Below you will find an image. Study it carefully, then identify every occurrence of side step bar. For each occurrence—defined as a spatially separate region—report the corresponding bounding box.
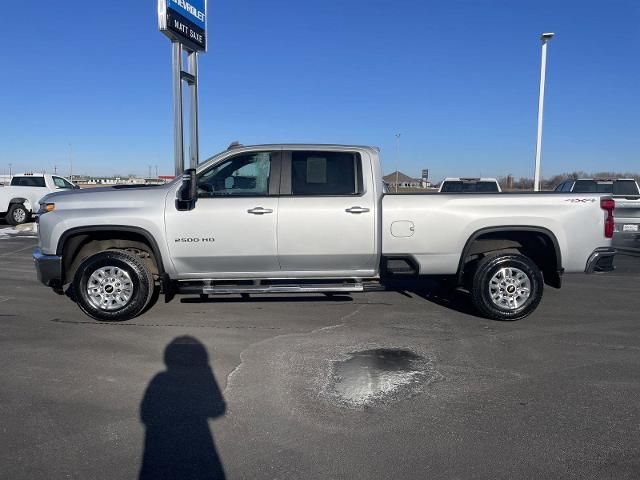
[178,282,366,295]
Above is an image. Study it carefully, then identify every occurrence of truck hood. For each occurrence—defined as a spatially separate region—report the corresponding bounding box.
[40,184,173,208]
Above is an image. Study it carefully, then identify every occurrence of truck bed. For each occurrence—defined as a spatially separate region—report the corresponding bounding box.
[382,192,608,275]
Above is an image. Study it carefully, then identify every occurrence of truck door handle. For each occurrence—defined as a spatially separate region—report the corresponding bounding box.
[345,206,370,214]
[247,207,273,215]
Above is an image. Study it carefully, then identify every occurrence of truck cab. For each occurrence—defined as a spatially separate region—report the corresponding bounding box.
[167,146,379,279]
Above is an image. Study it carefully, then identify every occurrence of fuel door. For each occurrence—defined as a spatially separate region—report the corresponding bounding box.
[391,221,415,238]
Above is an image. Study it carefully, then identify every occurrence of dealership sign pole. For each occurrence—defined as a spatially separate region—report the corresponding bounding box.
[158,0,208,176]
[534,32,554,192]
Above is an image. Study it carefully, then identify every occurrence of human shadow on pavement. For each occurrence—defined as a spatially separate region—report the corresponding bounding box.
[139,336,226,480]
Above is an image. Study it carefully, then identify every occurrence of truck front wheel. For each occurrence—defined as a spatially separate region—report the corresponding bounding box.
[471,253,543,321]
[73,250,155,321]
[6,204,29,226]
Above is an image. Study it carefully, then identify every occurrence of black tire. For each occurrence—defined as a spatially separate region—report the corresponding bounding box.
[471,253,543,321]
[73,250,155,321]
[6,203,29,226]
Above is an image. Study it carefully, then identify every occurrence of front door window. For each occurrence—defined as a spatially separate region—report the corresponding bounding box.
[197,152,272,197]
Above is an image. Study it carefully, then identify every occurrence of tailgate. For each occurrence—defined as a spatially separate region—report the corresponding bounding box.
[613,196,640,220]
[612,196,640,251]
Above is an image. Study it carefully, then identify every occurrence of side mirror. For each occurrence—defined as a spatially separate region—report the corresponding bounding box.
[176,168,198,211]
[74,185,81,190]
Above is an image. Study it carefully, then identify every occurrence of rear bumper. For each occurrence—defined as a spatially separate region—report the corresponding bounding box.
[585,248,617,273]
[33,248,63,287]
[612,230,640,252]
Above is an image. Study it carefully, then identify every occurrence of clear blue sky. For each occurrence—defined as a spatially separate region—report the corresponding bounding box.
[1,0,638,181]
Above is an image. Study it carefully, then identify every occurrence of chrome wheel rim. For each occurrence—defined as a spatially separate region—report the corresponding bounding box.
[86,266,134,311]
[13,208,26,223]
[488,266,531,310]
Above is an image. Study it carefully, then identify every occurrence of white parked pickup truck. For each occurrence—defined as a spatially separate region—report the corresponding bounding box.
[33,144,617,322]
[0,173,77,225]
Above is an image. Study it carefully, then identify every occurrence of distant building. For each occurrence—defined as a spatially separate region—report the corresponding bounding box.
[383,171,425,190]
[76,175,175,187]
[82,177,122,185]
[126,177,146,185]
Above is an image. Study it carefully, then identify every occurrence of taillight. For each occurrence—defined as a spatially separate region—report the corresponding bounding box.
[601,197,615,238]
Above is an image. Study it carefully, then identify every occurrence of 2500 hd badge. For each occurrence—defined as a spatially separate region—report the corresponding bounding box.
[175,237,215,243]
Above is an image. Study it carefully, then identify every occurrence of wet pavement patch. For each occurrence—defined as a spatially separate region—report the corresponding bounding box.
[326,348,437,408]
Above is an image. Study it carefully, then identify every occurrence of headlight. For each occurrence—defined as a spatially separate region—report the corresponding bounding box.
[38,202,56,214]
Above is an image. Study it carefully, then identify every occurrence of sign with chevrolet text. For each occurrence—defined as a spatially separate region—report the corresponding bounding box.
[158,0,207,52]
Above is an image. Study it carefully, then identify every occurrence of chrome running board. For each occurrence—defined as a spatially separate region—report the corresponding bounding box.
[202,283,364,294]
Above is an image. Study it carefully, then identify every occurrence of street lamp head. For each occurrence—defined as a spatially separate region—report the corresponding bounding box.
[541,32,555,42]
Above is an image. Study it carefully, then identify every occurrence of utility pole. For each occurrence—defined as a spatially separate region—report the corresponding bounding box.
[8,163,12,177]
[395,133,401,193]
[534,32,554,191]
[155,165,159,178]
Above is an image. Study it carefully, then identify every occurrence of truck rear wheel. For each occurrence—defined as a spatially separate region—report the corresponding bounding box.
[471,253,543,321]
[6,204,29,226]
[73,250,155,321]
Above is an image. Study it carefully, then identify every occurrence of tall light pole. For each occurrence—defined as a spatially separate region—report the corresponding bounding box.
[395,133,401,193]
[8,163,12,177]
[533,32,554,191]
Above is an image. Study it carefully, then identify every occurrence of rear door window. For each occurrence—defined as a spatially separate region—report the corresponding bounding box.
[290,151,362,196]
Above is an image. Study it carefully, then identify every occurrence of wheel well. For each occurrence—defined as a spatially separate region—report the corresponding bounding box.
[458,229,562,288]
[9,198,30,209]
[60,230,162,284]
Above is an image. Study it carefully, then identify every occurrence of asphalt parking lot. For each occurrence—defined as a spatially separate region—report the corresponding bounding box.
[1,224,640,479]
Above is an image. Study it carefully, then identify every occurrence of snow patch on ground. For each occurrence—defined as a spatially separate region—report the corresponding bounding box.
[0,223,38,238]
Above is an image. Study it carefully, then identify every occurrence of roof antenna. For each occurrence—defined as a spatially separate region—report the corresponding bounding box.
[227,141,242,150]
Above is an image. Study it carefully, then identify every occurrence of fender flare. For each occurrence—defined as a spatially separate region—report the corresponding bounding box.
[9,198,32,212]
[56,225,166,274]
[457,225,563,285]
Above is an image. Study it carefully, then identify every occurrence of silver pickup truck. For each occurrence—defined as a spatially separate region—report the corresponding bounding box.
[33,143,616,322]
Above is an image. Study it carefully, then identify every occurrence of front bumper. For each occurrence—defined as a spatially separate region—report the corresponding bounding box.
[585,248,617,273]
[33,248,63,287]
